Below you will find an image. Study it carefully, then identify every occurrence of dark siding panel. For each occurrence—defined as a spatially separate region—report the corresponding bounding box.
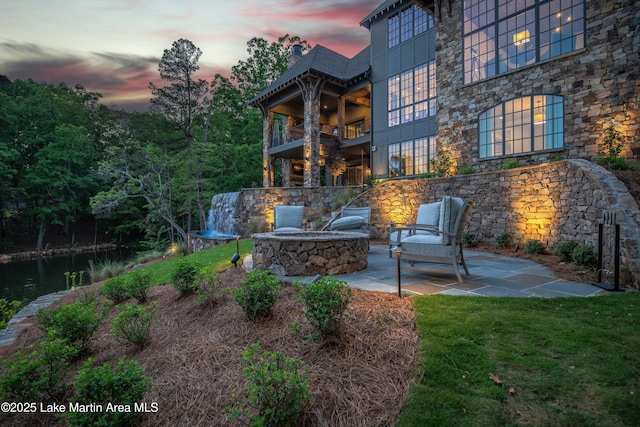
[372,54,387,83]
[401,42,414,69]
[371,20,387,57]
[414,34,429,64]
[401,123,415,140]
[372,80,387,128]
[387,48,401,75]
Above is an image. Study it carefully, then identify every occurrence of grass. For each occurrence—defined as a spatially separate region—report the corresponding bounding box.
[398,294,640,426]
[114,239,253,286]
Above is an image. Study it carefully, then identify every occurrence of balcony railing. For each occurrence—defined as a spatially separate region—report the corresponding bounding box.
[273,120,370,147]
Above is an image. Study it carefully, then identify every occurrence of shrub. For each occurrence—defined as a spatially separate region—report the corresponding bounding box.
[171,257,201,295]
[463,233,478,248]
[126,270,152,303]
[101,276,129,304]
[554,240,579,262]
[572,244,597,268]
[500,158,520,170]
[195,272,223,307]
[0,299,24,330]
[0,335,77,402]
[235,270,281,320]
[296,276,351,339]
[524,239,546,254]
[64,358,152,427]
[111,302,156,348]
[496,232,514,249]
[607,156,630,170]
[458,165,477,175]
[226,343,312,426]
[36,301,103,354]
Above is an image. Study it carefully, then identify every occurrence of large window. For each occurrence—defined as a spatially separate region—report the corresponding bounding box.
[389,4,434,48]
[479,95,563,158]
[388,137,436,177]
[388,61,436,127]
[463,0,585,84]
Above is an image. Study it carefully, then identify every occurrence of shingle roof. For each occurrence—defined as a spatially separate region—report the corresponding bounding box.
[249,45,370,106]
[360,0,406,29]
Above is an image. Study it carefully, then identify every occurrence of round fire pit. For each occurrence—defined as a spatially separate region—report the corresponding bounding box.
[252,231,369,276]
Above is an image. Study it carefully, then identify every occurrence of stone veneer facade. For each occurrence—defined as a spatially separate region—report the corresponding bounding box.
[228,160,638,288]
[434,0,639,171]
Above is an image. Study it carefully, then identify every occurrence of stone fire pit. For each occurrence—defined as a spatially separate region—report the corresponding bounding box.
[252,231,369,276]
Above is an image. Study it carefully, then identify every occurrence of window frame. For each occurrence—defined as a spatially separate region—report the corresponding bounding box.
[388,4,434,49]
[478,94,564,158]
[388,60,436,127]
[388,137,436,177]
[463,0,585,84]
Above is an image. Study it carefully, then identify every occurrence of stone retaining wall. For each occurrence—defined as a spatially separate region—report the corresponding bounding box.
[231,160,639,288]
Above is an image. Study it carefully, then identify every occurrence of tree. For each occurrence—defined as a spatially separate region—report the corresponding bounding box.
[149,39,209,234]
[91,139,189,245]
[231,34,311,102]
[0,80,110,250]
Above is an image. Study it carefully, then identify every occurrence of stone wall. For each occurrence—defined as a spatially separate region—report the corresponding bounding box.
[435,0,639,171]
[348,160,639,288]
[227,160,638,288]
[234,187,365,235]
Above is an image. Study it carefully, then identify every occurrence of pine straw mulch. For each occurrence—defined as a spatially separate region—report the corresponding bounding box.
[0,268,419,427]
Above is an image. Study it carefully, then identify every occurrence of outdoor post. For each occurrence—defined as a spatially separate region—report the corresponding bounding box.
[393,245,402,297]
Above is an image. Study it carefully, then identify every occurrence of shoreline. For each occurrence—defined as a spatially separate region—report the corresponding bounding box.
[0,243,119,263]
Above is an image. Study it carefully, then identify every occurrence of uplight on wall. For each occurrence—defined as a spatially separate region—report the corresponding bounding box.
[513,30,530,46]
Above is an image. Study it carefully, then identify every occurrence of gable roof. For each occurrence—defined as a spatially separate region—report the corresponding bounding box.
[248,45,370,106]
[360,0,407,29]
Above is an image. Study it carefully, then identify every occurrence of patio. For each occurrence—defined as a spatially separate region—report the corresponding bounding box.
[260,244,609,298]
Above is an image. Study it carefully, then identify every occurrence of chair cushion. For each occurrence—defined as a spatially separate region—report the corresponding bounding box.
[439,196,464,242]
[275,206,304,229]
[273,227,303,233]
[415,202,440,235]
[331,216,365,231]
[402,234,444,245]
[389,229,411,246]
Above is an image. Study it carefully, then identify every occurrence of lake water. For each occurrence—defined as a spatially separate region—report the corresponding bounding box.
[0,248,138,304]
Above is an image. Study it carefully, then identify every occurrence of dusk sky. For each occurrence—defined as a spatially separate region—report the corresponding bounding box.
[0,0,374,112]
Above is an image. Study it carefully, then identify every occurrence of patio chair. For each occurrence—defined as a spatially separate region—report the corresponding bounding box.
[389,201,441,257]
[273,205,305,232]
[393,196,473,283]
[330,206,371,233]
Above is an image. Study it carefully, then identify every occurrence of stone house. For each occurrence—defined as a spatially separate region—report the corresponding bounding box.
[250,0,638,187]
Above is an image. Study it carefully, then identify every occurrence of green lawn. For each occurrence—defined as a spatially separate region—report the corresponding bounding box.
[398,294,640,426]
[124,239,253,285]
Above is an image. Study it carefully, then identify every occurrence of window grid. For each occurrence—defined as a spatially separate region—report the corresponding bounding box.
[479,95,564,158]
[463,0,584,84]
[389,4,434,49]
[388,137,436,177]
[388,14,400,48]
[388,61,436,127]
[400,7,413,43]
